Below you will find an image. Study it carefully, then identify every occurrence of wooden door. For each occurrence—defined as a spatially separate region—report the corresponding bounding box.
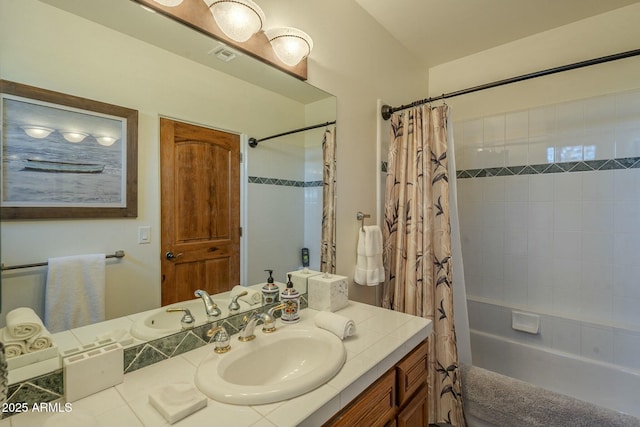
[160,118,240,306]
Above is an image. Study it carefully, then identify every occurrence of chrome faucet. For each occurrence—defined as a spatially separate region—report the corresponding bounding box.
[194,289,221,319]
[238,303,287,342]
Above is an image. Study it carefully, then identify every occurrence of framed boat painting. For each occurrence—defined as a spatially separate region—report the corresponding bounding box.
[0,80,138,219]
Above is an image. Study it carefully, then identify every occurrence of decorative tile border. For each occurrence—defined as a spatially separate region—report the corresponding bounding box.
[3,295,308,418]
[3,369,63,418]
[381,157,640,178]
[456,157,640,179]
[249,176,322,187]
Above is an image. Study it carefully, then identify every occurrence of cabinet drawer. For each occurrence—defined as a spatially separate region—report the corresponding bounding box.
[396,340,428,406]
[324,369,396,427]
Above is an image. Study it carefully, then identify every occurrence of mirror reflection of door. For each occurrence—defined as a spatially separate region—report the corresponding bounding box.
[160,118,240,306]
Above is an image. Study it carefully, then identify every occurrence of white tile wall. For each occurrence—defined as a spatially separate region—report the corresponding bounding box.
[458,89,640,372]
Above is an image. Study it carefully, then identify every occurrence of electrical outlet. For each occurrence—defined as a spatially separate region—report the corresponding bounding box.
[138,226,151,244]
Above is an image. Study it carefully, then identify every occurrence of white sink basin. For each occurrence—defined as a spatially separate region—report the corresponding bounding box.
[195,327,346,405]
[130,297,251,341]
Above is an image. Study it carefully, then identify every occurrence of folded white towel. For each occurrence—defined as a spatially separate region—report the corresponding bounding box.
[354,225,385,286]
[314,311,356,339]
[149,382,207,424]
[5,307,44,340]
[45,253,106,333]
[26,328,53,353]
[231,285,261,305]
[0,327,27,358]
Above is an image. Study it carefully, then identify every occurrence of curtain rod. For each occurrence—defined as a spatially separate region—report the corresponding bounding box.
[248,121,336,148]
[381,48,640,120]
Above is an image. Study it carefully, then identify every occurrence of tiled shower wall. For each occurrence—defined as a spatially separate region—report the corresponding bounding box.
[455,88,640,370]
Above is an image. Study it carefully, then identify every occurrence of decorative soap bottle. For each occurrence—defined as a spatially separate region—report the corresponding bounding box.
[261,269,279,305]
[280,274,300,323]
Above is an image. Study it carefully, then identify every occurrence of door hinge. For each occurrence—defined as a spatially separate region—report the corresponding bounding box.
[239,226,243,237]
[239,152,243,163]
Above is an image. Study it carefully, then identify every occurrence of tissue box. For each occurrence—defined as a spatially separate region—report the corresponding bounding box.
[287,269,322,294]
[308,274,348,312]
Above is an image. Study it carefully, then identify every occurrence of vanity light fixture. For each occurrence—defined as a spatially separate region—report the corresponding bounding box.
[265,27,313,66]
[208,0,265,43]
[60,131,88,143]
[20,126,54,139]
[95,136,118,147]
[151,0,184,6]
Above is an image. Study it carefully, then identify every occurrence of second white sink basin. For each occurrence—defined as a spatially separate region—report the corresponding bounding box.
[195,326,346,405]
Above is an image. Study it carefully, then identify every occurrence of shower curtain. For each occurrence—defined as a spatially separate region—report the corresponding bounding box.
[382,105,466,426]
[320,126,337,274]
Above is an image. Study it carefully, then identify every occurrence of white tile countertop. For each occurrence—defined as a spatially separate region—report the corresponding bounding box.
[7,301,431,427]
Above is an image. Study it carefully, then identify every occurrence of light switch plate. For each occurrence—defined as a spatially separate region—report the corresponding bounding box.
[138,226,151,244]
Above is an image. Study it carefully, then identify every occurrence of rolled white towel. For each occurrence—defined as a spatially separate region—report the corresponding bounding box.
[0,327,27,358]
[314,311,356,339]
[26,329,53,353]
[5,307,44,340]
[231,285,261,305]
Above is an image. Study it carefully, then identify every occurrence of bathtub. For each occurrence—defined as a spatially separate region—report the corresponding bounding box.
[470,329,640,418]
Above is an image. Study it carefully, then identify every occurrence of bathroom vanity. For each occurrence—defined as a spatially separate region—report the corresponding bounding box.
[7,301,431,427]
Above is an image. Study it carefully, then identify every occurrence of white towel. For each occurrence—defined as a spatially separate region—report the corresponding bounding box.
[314,311,356,339]
[354,225,385,286]
[231,285,261,305]
[45,253,106,333]
[5,307,44,340]
[26,328,53,353]
[0,327,27,358]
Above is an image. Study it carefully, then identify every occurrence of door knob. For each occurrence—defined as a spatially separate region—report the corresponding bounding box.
[165,251,183,260]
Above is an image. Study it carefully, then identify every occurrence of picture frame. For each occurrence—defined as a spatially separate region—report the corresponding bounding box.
[0,80,138,219]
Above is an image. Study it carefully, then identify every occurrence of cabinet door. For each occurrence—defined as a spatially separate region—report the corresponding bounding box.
[396,340,428,406]
[324,369,396,427]
[396,385,428,427]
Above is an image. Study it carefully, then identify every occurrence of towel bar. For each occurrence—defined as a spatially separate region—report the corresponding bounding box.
[0,250,125,271]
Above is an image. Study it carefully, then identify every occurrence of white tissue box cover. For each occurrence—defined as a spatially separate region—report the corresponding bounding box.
[149,382,207,424]
[7,344,58,370]
[64,343,124,402]
[308,274,348,312]
[287,269,322,294]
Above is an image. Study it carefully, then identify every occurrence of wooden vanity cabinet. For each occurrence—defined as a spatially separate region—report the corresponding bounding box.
[324,340,429,427]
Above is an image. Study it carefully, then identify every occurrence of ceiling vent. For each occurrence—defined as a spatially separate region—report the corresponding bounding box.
[208,44,241,62]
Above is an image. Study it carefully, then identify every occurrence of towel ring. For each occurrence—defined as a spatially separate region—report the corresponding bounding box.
[356,211,371,231]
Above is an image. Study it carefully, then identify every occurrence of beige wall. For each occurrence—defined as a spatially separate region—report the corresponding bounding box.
[428,3,640,120]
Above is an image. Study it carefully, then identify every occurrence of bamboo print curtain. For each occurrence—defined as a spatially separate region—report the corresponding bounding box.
[321,126,337,274]
[382,106,465,426]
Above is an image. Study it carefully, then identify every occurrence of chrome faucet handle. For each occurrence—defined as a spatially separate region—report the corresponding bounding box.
[263,303,287,333]
[207,325,231,354]
[166,307,195,330]
[228,290,248,312]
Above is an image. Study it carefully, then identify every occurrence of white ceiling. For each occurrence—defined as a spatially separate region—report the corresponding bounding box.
[355,0,640,67]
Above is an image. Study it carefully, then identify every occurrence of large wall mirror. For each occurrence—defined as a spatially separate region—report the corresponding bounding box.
[0,0,336,382]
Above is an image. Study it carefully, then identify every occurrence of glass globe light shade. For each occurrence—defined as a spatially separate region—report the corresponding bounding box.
[60,131,88,143]
[209,0,265,42]
[151,0,184,6]
[265,27,313,67]
[96,136,118,147]
[21,126,54,139]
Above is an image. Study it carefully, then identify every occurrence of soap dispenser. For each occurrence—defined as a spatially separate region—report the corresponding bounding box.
[261,269,280,305]
[280,274,300,323]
